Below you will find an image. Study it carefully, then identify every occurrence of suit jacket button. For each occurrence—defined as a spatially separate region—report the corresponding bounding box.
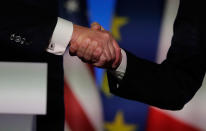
[10,34,15,41]
[15,36,21,43]
[21,38,26,45]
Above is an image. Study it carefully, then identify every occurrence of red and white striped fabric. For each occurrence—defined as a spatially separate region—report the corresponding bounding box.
[148,0,206,131]
[63,51,103,131]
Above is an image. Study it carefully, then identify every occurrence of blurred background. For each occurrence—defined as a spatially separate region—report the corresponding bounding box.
[1,0,206,131]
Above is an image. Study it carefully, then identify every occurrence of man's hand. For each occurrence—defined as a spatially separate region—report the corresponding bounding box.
[69,24,122,69]
[90,22,122,69]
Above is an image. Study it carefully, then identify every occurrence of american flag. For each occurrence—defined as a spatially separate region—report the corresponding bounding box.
[59,0,103,130]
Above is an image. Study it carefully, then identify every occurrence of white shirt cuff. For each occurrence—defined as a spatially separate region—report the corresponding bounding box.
[47,17,73,55]
[110,49,127,80]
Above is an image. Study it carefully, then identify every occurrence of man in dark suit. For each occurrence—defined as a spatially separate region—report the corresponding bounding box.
[88,0,206,110]
[0,0,119,130]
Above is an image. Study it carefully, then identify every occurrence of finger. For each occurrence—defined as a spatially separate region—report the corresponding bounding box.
[88,41,102,62]
[76,38,90,58]
[108,38,116,63]
[92,46,103,62]
[101,41,112,63]
[91,22,105,31]
[112,39,122,69]
[93,53,107,68]
[69,42,78,56]
[84,41,102,62]
[69,33,84,56]
[91,22,101,30]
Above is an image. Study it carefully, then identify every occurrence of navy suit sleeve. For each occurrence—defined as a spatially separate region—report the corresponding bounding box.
[0,0,58,57]
[108,0,206,110]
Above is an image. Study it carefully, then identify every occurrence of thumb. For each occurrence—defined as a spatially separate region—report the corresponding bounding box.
[91,22,105,31]
[91,22,101,30]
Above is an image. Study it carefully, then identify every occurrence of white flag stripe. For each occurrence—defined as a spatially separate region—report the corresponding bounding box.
[63,52,103,131]
[156,0,179,63]
[64,122,71,131]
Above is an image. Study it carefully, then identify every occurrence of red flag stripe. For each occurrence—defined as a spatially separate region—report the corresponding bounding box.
[146,107,200,131]
[64,80,95,131]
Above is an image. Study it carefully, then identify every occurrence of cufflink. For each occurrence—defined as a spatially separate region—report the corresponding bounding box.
[15,36,21,43]
[20,38,26,45]
[48,43,55,51]
[10,34,15,41]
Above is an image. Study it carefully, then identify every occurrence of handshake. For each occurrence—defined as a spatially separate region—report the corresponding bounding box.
[69,22,122,70]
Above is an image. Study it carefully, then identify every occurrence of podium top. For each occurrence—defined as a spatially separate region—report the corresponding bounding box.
[0,62,47,115]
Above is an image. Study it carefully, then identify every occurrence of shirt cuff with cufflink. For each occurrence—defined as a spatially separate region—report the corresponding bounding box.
[109,49,127,83]
[47,17,73,55]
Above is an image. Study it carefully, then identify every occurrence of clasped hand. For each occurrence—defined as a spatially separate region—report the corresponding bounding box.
[69,22,122,69]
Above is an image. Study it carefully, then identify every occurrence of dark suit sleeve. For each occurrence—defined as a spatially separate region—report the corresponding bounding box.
[0,0,58,57]
[108,0,206,110]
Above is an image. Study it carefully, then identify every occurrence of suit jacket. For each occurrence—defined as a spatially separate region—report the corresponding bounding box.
[108,0,206,110]
[0,1,64,130]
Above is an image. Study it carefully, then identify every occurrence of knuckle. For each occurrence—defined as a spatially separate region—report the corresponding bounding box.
[94,47,103,56]
[86,38,91,44]
[82,42,88,49]
[103,32,110,39]
[92,40,98,47]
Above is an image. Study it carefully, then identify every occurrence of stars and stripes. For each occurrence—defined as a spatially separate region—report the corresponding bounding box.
[63,52,103,131]
[60,0,103,130]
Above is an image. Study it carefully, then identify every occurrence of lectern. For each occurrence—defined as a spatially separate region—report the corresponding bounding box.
[0,62,47,131]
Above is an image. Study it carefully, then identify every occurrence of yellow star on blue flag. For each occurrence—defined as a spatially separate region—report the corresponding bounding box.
[101,16,129,97]
[104,111,137,131]
[111,16,129,41]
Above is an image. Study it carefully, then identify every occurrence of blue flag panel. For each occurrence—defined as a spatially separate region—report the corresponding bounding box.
[115,0,165,61]
[89,0,165,131]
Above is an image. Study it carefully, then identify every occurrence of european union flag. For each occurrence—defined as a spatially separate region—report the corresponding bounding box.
[101,0,165,131]
[113,0,165,61]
